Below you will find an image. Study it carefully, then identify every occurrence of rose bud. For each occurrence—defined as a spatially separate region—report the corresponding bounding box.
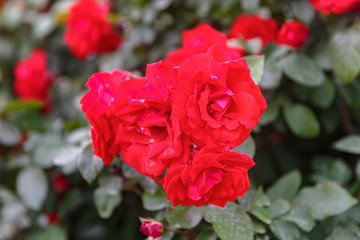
[139,217,163,239]
[52,173,70,192]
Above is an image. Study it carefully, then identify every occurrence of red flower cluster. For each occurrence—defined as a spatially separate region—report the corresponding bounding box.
[81,24,267,207]
[277,20,309,49]
[13,48,54,108]
[63,0,122,59]
[309,0,360,15]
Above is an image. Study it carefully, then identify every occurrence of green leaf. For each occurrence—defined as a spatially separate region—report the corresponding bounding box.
[241,0,259,14]
[291,0,315,24]
[93,175,122,219]
[16,167,48,211]
[268,199,291,218]
[284,104,320,139]
[3,100,43,114]
[270,219,299,240]
[326,228,360,240]
[281,208,315,232]
[330,27,360,84]
[251,207,272,224]
[195,231,217,240]
[293,182,357,220]
[166,205,203,229]
[333,135,360,154]
[244,55,265,85]
[203,202,253,240]
[232,135,256,158]
[311,156,352,184]
[259,103,280,126]
[281,53,325,87]
[238,189,257,212]
[356,160,360,180]
[253,220,267,234]
[77,144,104,184]
[259,60,282,89]
[142,188,169,211]
[34,226,67,240]
[266,170,302,202]
[310,79,336,109]
[33,137,64,168]
[253,186,271,208]
[0,119,20,146]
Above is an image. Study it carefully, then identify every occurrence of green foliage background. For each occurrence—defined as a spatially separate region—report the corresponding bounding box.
[0,0,360,239]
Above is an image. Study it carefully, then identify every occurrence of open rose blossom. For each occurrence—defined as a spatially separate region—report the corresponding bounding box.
[277,20,309,48]
[139,217,163,238]
[228,14,278,49]
[309,0,360,15]
[171,45,267,149]
[80,70,129,165]
[81,63,190,179]
[166,23,245,66]
[14,48,54,108]
[162,145,255,207]
[63,0,122,59]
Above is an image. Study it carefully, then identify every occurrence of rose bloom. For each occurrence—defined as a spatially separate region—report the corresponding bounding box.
[276,20,309,48]
[63,0,122,59]
[166,23,245,66]
[109,62,190,179]
[81,64,190,179]
[228,14,279,49]
[139,218,163,238]
[80,70,130,165]
[171,45,267,149]
[162,145,255,207]
[309,0,360,15]
[13,48,54,108]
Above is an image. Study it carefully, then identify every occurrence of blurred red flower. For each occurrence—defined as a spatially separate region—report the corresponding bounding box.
[63,0,122,59]
[228,13,279,50]
[309,0,360,15]
[13,48,54,109]
[52,173,70,192]
[277,20,309,48]
[166,23,245,65]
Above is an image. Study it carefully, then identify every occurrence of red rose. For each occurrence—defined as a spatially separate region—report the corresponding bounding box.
[80,69,131,165]
[162,145,255,207]
[63,0,122,59]
[139,217,163,238]
[109,62,190,179]
[276,20,309,48]
[13,48,54,108]
[309,0,360,15]
[81,64,190,178]
[51,173,70,192]
[228,14,279,49]
[166,23,245,66]
[171,46,267,149]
